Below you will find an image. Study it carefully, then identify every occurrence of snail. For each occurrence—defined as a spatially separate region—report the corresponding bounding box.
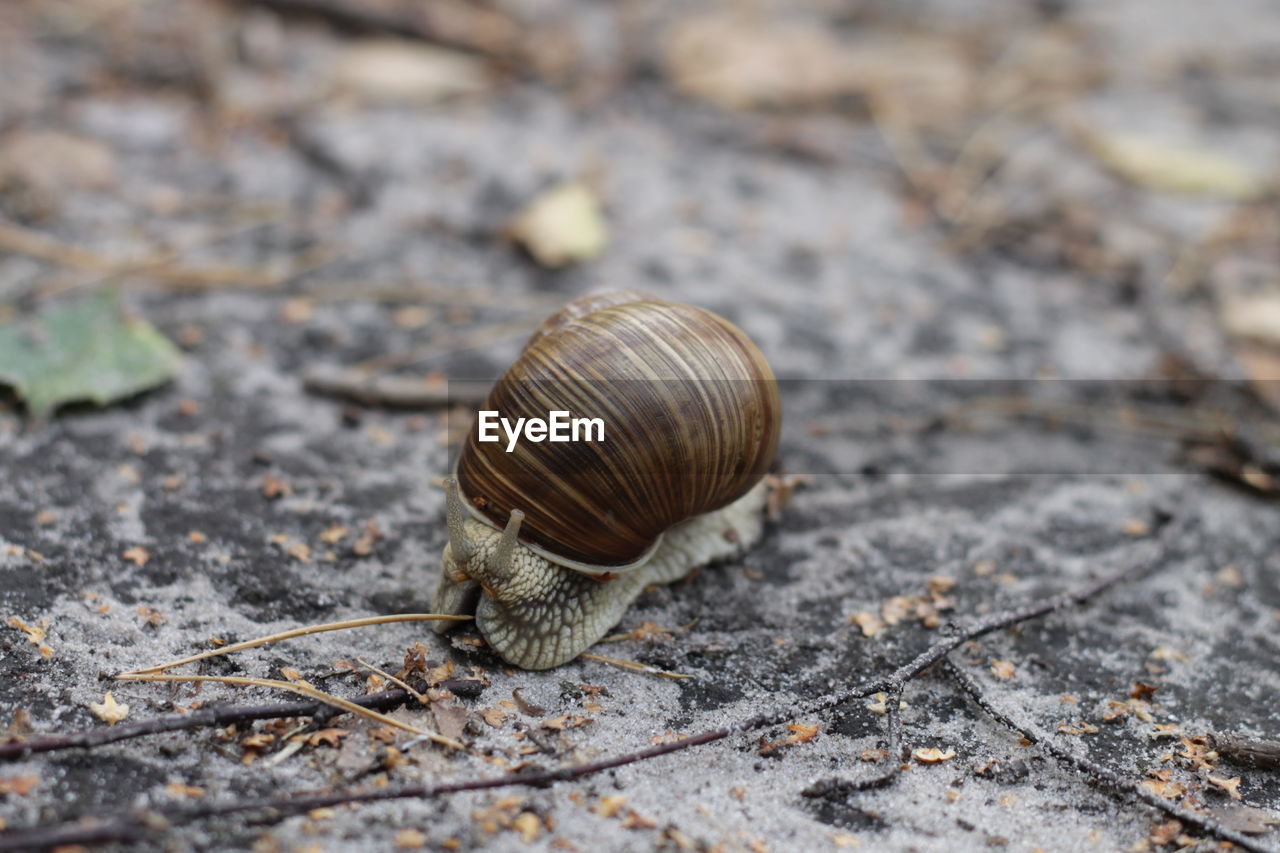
[431,291,781,669]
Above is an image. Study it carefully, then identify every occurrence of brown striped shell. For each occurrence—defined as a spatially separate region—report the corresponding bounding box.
[456,292,780,572]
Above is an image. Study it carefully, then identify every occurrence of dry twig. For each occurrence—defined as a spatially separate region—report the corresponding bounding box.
[944,660,1276,853]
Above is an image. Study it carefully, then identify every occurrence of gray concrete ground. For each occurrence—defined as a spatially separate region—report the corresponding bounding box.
[1,1,1279,850]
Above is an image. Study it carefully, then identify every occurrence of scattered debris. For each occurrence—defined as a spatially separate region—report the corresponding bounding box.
[89,692,130,726]
[506,182,607,268]
[331,39,491,104]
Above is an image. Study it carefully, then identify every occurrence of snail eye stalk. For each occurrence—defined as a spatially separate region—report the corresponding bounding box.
[444,478,475,562]
[489,509,525,581]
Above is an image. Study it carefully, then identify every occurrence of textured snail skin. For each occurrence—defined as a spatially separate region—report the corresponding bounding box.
[432,479,768,670]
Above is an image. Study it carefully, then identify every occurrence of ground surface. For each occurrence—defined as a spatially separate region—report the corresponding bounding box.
[2,1,1279,851]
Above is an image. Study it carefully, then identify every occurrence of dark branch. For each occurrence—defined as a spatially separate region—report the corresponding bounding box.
[0,679,483,762]
[1210,733,1280,772]
[802,684,905,796]
[943,658,1278,853]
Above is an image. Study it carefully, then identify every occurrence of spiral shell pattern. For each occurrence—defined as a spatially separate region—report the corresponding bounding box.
[457,292,780,571]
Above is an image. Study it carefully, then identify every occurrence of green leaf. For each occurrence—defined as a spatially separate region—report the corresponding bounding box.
[0,291,182,422]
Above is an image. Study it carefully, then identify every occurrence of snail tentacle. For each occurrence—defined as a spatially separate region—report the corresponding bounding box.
[488,508,525,581]
[443,478,475,562]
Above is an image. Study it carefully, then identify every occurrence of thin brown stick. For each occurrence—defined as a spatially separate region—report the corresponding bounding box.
[302,364,484,408]
[1210,734,1280,772]
[115,673,465,750]
[0,220,296,291]
[0,679,484,762]
[354,658,428,705]
[123,613,471,675]
[235,0,527,70]
[943,659,1275,853]
[579,652,694,680]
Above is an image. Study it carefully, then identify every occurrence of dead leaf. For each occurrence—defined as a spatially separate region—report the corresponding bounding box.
[512,812,541,842]
[0,775,39,796]
[89,692,130,725]
[164,781,205,798]
[542,714,591,731]
[621,810,657,830]
[319,524,348,545]
[1077,127,1266,199]
[431,701,470,742]
[332,39,491,104]
[122,546,151,566]
[849,611,884,637]
[480,707,508,728]
[6,616,52,657]
[663,15,970,121]
[912,747,956,763]
[305,728,350,748]
[1221,294,1280,346]
[1208,775,1244,800]
[989,659,1016,680]
[394,828,427,849]
[0,130,116,217]
[591,795,628,818]
[507,182,607,268]
[1149,819,1182,846]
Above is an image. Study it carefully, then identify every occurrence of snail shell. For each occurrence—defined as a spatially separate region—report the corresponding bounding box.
[456,291,781,572]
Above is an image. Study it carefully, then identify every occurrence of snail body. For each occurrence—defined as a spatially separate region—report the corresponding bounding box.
[432,292,780,669]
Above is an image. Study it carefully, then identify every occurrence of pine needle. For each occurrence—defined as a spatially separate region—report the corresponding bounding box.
[123,613,471,675]
[116,672,466,751]
[579,653,694,679]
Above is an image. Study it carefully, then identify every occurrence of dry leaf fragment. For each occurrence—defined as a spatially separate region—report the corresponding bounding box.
[832,833,861,848]
[164,781,205,798]
[306,728,350,748]
[0,775,39,796]
[1077,128,1265,199]
[1142,770,1187,800]
[6,616,52,656]
[136,605,165,627]
[591,795,628,818]
[512,812,541,842]
[1208,775,1243,800]
[261,474,291,499]
[542,714,591,731]
[989,659,1016,680]
[89,692,130,725]
[1221,294,1280,347]
[663,15,970,120]
[333,39,491,105]
[621,810,657,830]
[913,747,956,763]
[480,707,508,728]
[849,611,884,637]
[122,546,150,566]
[394,828,427,850]
[507,183,607,268]
[1058,722,1099,735]
[786,722,819,743]
[319,524,348,545]
[1149,819,1182,846]
[286,541,313,563]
